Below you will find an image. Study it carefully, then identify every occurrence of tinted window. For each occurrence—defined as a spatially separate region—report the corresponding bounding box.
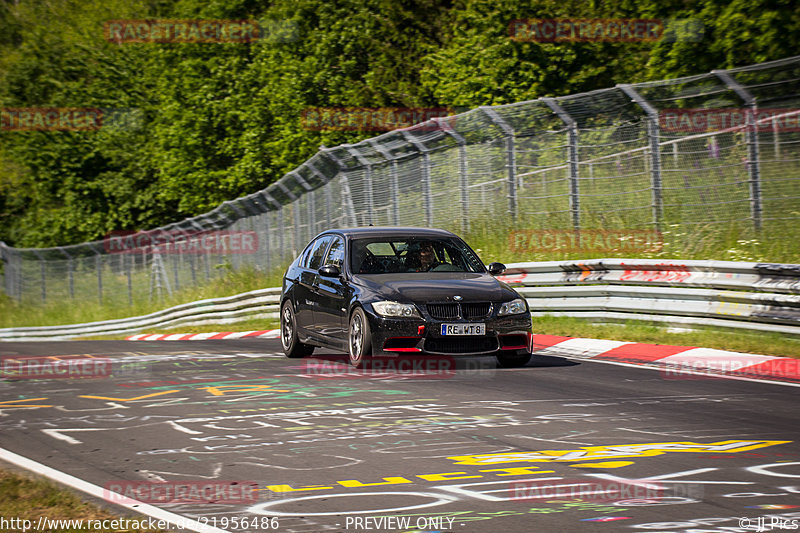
[324,236,345,268]
[298,241,315,268]
[306,236,333,270]
[350,237,485,274]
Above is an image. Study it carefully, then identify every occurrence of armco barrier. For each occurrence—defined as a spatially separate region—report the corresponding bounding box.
[0,288,281,341]
[1,259,798,341]
[499,259,800,335]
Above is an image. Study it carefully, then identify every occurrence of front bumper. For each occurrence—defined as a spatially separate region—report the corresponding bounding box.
[364,308,532,356]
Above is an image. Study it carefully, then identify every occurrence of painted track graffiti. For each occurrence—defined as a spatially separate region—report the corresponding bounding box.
[0,339,798,533]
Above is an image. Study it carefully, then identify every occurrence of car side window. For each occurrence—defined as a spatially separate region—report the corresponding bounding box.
[298,242,315,268]
[306,236,332,271]
[324,237,345,268]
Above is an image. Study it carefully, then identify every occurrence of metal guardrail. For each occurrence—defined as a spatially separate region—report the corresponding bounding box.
[500,259,800,335]
[0,288,281,341]
[1,259,798,341]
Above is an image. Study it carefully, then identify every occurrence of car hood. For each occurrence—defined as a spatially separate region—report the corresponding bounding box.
[356,273,518,303]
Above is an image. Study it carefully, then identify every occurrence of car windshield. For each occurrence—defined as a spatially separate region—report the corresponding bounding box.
[350,237,485,274]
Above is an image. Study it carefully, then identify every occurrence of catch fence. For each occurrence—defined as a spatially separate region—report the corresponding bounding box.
[2,56,800,306]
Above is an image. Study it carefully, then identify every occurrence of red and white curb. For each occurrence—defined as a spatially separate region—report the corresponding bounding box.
[533,335,800,385]
[123,330,799,385]
[126,330,279,341]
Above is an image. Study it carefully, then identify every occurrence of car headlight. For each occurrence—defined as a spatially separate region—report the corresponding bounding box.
[498,298,527,316]
[371,301,421,318]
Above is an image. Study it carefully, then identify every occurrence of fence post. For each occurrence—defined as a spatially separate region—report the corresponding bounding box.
[320,148,357,227]
[54,247,74,299]
[148,246,172,302]
[221,200,245,272]
[31,251,47,303]
[262,192,283,265]
[479,107,517,220]
[542,97,581,231]
[399,130,434,227]
[125,252,133,305]
[262,213,272,272]
[713,69,762,231]
[434,117,470,233]
[346,146,375,225]
[289,171,314,241]
[292,201,301,254]
[340,176,358,226]
[258,192,280,269]
[273,181,300,252]
[0,241,11,301]
[422,152,433,227]
[188,220,210,281]
[368,139,400,226]
[95,252,103,305]
[618,84,664,231]
[237,198,263,272]
[399,130,433,228]
[69,258,75,299]
[307,189,316,237]
[307,161,332,228]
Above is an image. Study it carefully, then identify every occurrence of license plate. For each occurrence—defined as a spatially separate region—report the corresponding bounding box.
[441,323,486,336]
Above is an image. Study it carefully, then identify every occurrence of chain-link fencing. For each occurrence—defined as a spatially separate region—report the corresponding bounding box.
[2,55,800,306]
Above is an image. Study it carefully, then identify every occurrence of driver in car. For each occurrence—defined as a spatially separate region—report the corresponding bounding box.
[407,241,440,272]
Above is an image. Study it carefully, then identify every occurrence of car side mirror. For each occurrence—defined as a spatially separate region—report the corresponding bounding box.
[318,264,341,277]
[487,262,506,276]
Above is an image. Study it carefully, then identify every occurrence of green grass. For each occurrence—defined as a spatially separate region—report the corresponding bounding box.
[0,264,287,329]
[0,468,166,532]
[2,220,799,360]
[465,217,800,265]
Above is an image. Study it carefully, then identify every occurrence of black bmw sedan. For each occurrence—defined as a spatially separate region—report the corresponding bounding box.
[279,227,533,368]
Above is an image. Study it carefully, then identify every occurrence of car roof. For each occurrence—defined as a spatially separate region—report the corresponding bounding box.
[317,227,460,239]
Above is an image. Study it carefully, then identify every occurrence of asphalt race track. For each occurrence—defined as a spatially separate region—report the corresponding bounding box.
[1,339,799,533]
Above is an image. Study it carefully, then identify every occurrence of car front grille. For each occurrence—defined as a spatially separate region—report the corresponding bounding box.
[462,302,491,319]
[426,302,492,320]
[424,337,498,354]
[427,303,460,319]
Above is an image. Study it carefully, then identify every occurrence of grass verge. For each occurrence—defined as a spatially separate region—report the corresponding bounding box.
[0,265,286,329]
[0,467,166,532]
[2,222,799,358]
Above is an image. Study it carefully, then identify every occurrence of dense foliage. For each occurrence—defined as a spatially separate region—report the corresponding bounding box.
[1,0,798,247]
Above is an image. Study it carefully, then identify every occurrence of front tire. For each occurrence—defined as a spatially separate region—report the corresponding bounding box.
[348,307,373,368]
[496,351,531,368]
[281,300,314,358]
